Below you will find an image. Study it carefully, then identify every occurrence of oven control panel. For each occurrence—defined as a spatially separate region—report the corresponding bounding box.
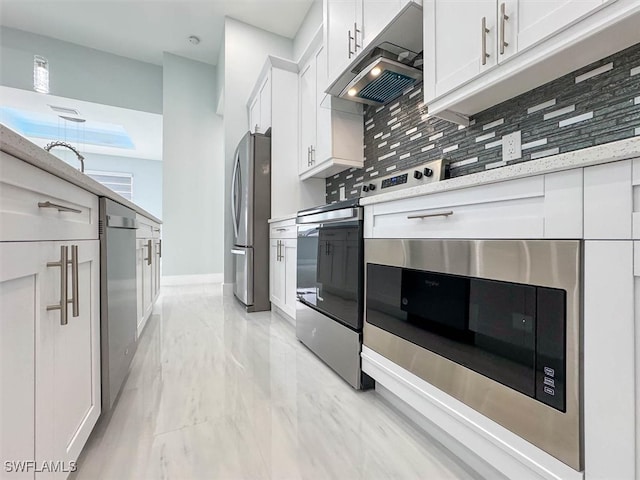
[360,159,448,197]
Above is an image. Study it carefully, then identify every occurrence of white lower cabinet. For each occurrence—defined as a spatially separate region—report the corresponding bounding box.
[269,220,297,320]
[584,240,636,479]
[136,215,161,338]
[0,240,100,479]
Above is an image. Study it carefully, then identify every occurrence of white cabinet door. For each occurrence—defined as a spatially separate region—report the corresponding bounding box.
[299,58,317,175]
[136,240,145,335]
[36,240,101,479]
[508,0,603,55]
[259,74,272,133]
[52,240,100,475]
[424,0,497,96]
[249,96,260,133]
[0,242,40,480]
[283,239,297,319]
[270,240,285,308]
[360,0,403,47]
[425,0,497,101]
[584,241,635,479]
[326,0,359,86]
[314,46,332,167]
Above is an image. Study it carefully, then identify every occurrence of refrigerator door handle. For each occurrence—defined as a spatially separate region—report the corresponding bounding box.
[231,154,240,239]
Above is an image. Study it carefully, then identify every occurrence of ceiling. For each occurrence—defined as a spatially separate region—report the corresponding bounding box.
[0,0,314,66]
[0,86,163,160]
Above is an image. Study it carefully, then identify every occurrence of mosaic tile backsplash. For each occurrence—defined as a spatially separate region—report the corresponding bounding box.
[325,42,640,203]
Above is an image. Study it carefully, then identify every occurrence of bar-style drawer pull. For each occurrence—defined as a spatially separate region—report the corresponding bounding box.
[69,245,79,318]
[407,210,454,220]
[47,245,69,325]
[145,239,152,265]
[276,228,288,232]
[38,201,82,214]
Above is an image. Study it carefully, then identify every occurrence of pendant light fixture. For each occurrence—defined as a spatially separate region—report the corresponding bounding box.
[33,55,49,94]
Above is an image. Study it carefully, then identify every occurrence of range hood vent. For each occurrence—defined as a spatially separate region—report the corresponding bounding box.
[326,2,423,106]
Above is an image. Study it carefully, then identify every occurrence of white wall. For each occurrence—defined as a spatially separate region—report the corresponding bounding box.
[163,53,224,277]
[222,18,294,285]
[0,27,162,114]
[293,0,323,62]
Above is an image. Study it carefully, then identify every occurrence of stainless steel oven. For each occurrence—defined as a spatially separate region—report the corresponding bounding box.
[296,200,373,389]
[364,239,581,471]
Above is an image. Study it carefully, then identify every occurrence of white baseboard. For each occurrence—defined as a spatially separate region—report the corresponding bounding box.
[222,282,234,295]
[161,273,223,286]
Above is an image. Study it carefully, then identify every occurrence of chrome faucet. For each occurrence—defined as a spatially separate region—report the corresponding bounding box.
[44,141,85,172]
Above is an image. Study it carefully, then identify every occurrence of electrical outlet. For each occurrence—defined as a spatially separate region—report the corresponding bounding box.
[339,186,346,201]
[502,130,522,161]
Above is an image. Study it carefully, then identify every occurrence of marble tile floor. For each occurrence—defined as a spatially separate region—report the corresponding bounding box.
[74,284,483,480]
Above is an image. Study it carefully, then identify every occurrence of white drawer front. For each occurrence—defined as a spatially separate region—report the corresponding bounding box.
[270,218,297,239]
[0,151,98,241]
[585,159,633,240]
[366,171,582,239]
[136,214,160,239]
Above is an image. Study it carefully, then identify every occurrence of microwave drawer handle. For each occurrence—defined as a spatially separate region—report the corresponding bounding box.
[407,210,454,220]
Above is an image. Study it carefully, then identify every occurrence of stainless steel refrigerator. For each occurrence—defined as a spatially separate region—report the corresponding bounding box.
[231,131,271,312]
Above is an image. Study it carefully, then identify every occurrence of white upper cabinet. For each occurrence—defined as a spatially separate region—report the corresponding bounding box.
[360,0,404,46]
[425,0,496,100]
[511,0,604,55]
[259,74,272,133]
[298,43,364,179]
[326,0,359,88]
[299,55,317,174]
[424,0,637,120]
[247,73,272,134]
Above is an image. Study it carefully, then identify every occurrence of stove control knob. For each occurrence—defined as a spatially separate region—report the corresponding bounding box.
[413,170,423,179]
[362,185,369,192]
[424,167,434,177]
[368,183,376,191]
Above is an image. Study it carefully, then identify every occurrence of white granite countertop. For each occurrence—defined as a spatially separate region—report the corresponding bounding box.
[1,125,162,223]
[360,136,640,206]
[268,213,297,223]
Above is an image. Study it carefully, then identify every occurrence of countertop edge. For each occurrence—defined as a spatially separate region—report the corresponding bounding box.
[1,126,162,224]
[360,137,640,206]
[268,214,298,223]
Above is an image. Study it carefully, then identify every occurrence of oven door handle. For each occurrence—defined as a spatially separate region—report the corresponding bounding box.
[407,210,454,220]
[297,208,362,224]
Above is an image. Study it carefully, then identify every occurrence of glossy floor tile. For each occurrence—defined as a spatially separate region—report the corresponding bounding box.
[74,284,482,480]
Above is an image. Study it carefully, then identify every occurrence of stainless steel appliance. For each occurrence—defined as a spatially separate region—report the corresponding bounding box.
[296,199,373,389]
[231,131,271,312]
[295,160,447,389]
[99,197,138,411]
[364,239,582,470]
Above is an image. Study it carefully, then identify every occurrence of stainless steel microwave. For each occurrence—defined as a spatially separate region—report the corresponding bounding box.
[364,239,581,471]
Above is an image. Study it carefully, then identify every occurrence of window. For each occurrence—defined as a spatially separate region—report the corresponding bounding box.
[86,170,134,201]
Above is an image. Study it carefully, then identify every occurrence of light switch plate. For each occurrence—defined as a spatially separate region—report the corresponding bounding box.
[502,130,522,161]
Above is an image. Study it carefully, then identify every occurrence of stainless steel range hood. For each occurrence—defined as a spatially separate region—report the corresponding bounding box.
[326,2,423,106]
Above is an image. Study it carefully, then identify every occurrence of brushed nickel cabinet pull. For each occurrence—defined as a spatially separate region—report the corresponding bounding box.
[354,22,361,50]
[69,245,79,318]
[481,17,490,65]
[38,201,81,214]
[348,29,354,58]
[407,210,454,220]
[311,145,315,164]
[47,245,69,325]
[145,239,152,266]
[158,239,162,258]
[500,3,509,55]
[276,228,287,232]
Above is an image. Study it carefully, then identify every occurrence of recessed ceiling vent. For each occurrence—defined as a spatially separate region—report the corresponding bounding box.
[48,105,80,115]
